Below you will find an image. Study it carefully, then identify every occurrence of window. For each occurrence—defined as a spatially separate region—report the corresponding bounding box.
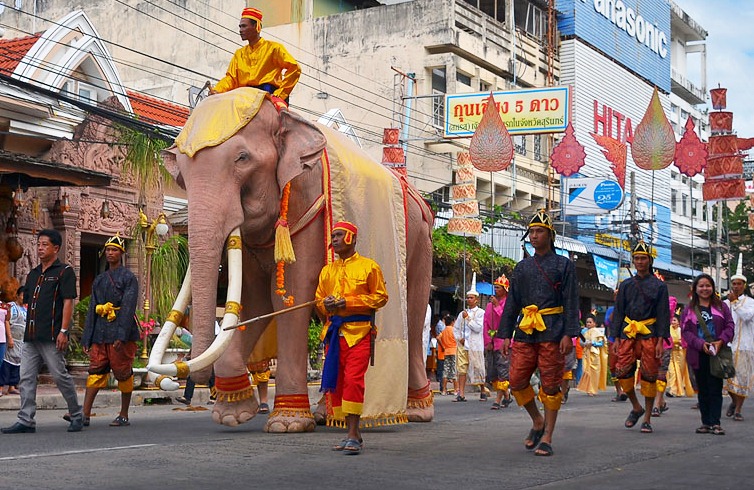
[456,72,472,87]
[533,134,543,161]
[515,0,545,41]
[682,193,688,217]
[432,68,446,129]
[480,81,491,92]
[463,0,506,24]
[692,198,698,218]
[61,80,98,103]
[514,135,527,156]
[671,189,677,213]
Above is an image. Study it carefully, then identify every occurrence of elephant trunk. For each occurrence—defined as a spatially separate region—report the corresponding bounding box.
[186,203,239,380]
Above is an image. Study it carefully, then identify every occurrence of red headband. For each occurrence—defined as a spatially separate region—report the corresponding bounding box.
[333,221,358,245]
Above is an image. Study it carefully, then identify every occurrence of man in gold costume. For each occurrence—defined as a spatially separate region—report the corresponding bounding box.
[211,7,301,103]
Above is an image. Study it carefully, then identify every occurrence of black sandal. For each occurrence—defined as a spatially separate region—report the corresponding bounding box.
[625,408,645,428]
[524,427,545,450]
[726,402,736,418]
[734,413,744,422]
[534,441,553,456]
[640,421,653,433]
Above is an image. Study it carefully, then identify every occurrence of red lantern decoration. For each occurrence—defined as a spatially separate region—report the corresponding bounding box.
[674,118,708,177]
[550,122,586,177]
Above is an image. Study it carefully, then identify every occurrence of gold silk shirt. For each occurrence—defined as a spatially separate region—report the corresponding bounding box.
[213,38,301,99]
[316,253,389,347]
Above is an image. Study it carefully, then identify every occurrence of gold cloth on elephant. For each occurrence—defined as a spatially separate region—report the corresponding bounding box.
[175,88,267,158]
[320,124,411,428]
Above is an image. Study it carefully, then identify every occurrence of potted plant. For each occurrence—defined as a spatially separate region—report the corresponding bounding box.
[67,296,90,368]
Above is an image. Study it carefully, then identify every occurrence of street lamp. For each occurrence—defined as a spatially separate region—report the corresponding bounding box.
[138,209,170,359]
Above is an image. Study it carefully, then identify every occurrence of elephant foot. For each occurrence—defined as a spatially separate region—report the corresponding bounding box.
[407,382,434,422]
[407,403,435,422]
[212,397,259,427]
[264,393,316,433]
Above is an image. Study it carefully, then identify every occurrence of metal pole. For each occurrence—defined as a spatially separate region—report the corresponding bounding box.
[715,201,723,288]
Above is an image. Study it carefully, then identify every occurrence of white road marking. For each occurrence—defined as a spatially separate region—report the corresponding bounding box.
[0,444,157,461]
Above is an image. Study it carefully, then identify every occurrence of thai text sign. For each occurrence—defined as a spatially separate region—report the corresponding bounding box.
[444,86,570,137]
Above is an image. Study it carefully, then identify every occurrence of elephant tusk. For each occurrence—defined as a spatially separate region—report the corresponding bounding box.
[146,263,192,390]
[148,228,244,380]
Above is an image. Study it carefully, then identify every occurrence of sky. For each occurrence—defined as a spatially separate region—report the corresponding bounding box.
[681,0,754,138]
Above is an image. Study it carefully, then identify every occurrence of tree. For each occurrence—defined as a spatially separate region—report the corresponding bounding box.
[432,225,516,287]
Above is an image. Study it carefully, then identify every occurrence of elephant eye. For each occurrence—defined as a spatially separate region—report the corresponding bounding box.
[235,151,250,163]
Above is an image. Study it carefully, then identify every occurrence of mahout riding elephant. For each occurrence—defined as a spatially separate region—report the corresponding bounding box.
[151,88,434,432]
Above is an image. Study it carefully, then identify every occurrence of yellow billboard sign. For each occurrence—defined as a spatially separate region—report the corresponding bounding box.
[444,86,570,137]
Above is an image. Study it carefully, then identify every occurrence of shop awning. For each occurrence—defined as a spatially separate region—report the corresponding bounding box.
[0,149,111,187]
[653,259,701,279]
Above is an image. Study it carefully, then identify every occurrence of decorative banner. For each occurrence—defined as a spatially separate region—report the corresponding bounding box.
[631,87,676,170]
[674,117,708,177]
[708,134,738,155]
[710,87,727,110]
[550,121,586,177]
[447,217,482,236]
[449,151,482,237]
[593,254,619,290]
[749,212,754,230]
[444,86,570,137]
[591,133,627,189]
[702,179,746,201]
[738,137,754,152]
[705,155,743,180]
[468,93,514,172]
[709,112,732,134]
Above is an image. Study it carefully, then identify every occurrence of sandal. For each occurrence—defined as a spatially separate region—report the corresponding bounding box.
[524,427,545,450]
[534,441,553,456]
[710,425,725,435]
[695,425,710,434]
[332,437,363,451]
[258,403,270,414]
[660,403,669,413]
[490,402,501,410]
[651,407,661,417]
[640,422,653,433]
[726,402,736,418]
[501,399,512,408]
[63,414,90,427]
[625,408,645,428]
[343,438,363,455]
[734,413,744,422]
[452,395,467,402]
[109,416,130,427]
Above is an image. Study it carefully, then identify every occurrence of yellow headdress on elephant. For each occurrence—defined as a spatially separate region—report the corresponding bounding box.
[175,88,268,158]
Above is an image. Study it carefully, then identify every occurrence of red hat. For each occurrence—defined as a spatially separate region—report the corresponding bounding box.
[493,274,509,291]
[241,7,262,31]
[333,221,358,245]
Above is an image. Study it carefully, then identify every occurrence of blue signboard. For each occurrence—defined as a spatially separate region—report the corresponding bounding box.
[594,180,624,210]
[556,0,671,92]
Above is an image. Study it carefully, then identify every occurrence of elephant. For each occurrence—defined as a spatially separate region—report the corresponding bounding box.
[152,88,434,432]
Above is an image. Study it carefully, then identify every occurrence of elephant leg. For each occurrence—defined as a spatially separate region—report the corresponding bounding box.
[211,254,270,427]
[405,204,434,423]
[263,309,317,433]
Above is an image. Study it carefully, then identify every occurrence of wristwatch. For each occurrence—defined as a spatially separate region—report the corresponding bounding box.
[60,329,69,335]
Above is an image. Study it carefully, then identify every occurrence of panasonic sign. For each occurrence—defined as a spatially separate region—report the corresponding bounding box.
[592,0,668,58]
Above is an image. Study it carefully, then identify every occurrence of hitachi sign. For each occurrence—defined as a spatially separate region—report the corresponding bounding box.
[591,0,668,58]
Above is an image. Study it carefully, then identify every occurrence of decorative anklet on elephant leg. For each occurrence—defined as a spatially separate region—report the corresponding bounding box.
[407,380,434,408]
[270,394,314,419]
[214,374,255,402]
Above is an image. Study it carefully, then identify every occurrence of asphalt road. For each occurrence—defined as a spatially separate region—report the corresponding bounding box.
[0,391,751,490]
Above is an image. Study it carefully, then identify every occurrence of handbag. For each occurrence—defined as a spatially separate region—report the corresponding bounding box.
[693,307,736,379]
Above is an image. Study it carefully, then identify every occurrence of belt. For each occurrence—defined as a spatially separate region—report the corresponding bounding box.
[518,305,563,335]
[95,302,119,322]
[622,316,655,338]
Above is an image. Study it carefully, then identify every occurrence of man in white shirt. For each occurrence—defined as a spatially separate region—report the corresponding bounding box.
[454,275,486,402]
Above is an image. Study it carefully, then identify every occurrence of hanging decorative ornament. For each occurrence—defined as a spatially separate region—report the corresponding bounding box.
[550,122,586,177]
[591,133,627,189]
[674,117,708,177]
[468,92,514,172]
[631,87,676,171]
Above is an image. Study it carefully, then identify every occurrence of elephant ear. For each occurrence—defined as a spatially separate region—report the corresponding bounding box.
[161,146,186,190]
[276,109,327,193]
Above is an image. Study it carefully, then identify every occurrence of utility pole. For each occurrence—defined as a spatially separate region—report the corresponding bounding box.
[715,201,723,289]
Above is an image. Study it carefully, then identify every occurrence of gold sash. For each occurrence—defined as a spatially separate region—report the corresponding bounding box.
[95,302,119,322]
[519,305,564,335]
[622,317,655,338]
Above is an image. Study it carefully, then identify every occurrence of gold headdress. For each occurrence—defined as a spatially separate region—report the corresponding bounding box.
[103,233,126,253]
